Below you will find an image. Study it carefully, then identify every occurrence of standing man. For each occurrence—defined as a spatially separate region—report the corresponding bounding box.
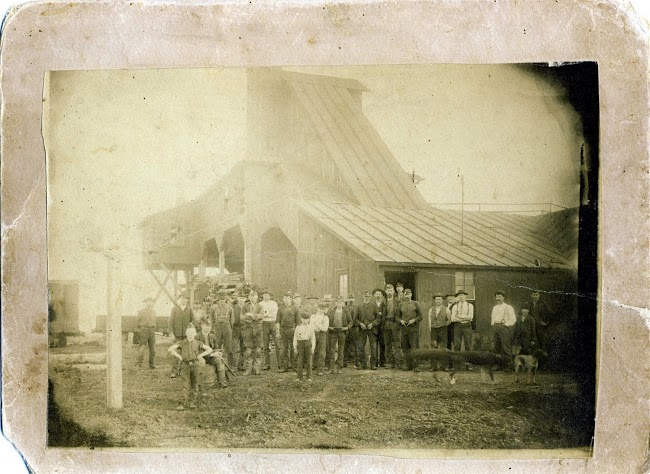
[445,293,457,350]
[259,290,280,371]
[529,291,553,351]
[395,283,405,302]
[304,295,319,316]
[398,289,423,372]
[356,290,380,370]
[232,293,247,371]
[241,290,264,376]
[277,292,300,373]
[451,290,474,353]
[491,291,517,357]
[135,297,157,369]
[514,304,538,355]
[168,294,193,378]
[210,289,234,368]
[374,289,387,368]
[310,300,330,375]
[429,293,451,351]
[327,296,352,373]
[383,284,402,369]
[344,293,359,368]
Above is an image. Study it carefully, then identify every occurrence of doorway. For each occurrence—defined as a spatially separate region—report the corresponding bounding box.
[384,271,417,300]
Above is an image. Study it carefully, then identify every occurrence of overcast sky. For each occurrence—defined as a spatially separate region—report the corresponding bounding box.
[45,64,585,329]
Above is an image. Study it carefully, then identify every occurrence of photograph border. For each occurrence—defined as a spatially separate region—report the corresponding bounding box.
[1,1,648,472]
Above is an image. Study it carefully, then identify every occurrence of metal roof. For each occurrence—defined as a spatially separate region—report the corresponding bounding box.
[294,200,577,269]
[286,78,430,210]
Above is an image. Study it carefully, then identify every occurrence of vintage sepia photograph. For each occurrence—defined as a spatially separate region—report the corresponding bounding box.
[44,63,598,451]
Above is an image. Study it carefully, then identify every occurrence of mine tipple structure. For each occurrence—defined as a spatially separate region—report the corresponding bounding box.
[140,69,579,333]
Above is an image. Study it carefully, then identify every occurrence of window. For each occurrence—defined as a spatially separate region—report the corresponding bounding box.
[455,271,475,300]
[338,270,349,298]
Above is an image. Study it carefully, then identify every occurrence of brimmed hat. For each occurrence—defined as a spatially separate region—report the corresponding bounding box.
[283,291,292,297]
[293,293,301,298]
[363,290,371,297]
[455,289,468,297]
[301,312,311,319]
[318,301,329,308]
[446,293,456,298]
[433,293,445,299]
[495,290,507,297]
[385,284,394,290]
[521,303,531,311]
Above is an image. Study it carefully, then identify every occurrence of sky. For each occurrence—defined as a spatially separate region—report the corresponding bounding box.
[45,64,587,331]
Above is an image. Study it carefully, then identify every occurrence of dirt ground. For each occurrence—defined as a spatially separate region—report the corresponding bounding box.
[48,334,594,450]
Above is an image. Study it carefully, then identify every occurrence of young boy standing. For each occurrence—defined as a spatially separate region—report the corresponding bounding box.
[293,312,316,381]
[168,323,212,410]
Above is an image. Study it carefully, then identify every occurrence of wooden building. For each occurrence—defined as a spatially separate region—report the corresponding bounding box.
[140,69,579,335]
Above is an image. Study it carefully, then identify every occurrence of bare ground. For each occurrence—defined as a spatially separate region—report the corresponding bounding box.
[48,336,594,450]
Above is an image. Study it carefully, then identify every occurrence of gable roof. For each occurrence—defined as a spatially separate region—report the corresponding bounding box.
[294,200,577,269]
[285,75,429,210]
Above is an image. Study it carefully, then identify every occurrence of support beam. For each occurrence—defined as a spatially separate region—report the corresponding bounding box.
[149,269,176,305]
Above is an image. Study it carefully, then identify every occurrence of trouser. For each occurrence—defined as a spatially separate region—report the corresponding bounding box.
[213,322,233,367]
[242,323,263,374]
[430,325,448,349]
[232,325,244,370]
[280,328,296,370]
[493,324,514,356]
[136,327,156,367]
[296,339,313,380]
[382,320,402,366]
[357,330,378,368]
[180,361,199,404]
[328,330,346,370]
[170,337,183,375]
[262,322,280,369]
[377,325,386,366]
[453,322,473,352]
[204,353,227,386]
[447,324,454,350]
[314,331,327,371]
[401,326,420,369]
[345,327,359,365]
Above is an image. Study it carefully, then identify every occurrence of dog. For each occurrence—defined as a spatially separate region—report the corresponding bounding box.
[513,349,548,384]
[408,349,509,384]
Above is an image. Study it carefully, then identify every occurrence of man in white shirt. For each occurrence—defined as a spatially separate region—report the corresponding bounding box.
[259,290,280,370]
[310,300,330,375]
[451,290,474,353]
[490,291,517,357]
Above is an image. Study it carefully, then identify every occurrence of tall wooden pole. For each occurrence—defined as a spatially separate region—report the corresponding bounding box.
[106,256,123,409]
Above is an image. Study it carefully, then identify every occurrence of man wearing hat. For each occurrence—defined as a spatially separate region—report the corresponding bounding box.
[355,290,381,370]
[135,297,157,369]
[210,289,235,368]
[259,290,280,370]
[451,290,474,353]
[344,293,359,368]
[241,291,264,375]
[304,295,319,317]
[397,289,423,371]
[277,292,300,373]
[310,299,330,375]
[491,291,517,357]
[445,293,457,350]
[429,293,451,352]
[395,283,405,302]
[528,291,554,351]
[232,293,248,371]
[168,294,194,378]
[514,303,538,355]
[326,296,353,374]
[383,284,402,369]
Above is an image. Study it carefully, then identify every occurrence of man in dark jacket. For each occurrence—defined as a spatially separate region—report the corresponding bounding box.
[529,291,553,351]
[168,294,193,378]
[277,292,300,372]
[514,304,538,355]
[326,296,353,373]
[398,289,423,372]
[355,291,382,370]
[344,294,359,368]
[383,284,402,369]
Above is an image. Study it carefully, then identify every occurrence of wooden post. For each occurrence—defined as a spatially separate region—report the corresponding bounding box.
[218,247,225,274]
[106,256,123,409]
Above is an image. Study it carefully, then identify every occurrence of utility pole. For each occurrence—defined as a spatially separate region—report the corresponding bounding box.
[460,174,465,246]
[106,255,123,409]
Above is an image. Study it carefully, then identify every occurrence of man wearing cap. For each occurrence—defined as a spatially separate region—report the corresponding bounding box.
[168,323,212,410]
[232,293,247,371]
[429,293,451,352]
[398,289,423,372]
[277,292,300,373]
[304,295,319,317]
[514,304,538,355]
[383,284,402,369]
[259,290,280,370]
[355,290,381,370]
[344,294,359,368]
[210,290,235,368]
[241,291,264,375]
[491,291,517,357]
[293,311,316,381]
[310,300,330,375]
[445,293,457,350]
[168,294,194,378]
[528,291,553,351]
[135,297,157,369]
[326,296,353,374]
[451,290,474,353]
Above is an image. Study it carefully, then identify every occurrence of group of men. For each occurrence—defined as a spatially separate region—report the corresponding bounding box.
[134,283,554,407]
